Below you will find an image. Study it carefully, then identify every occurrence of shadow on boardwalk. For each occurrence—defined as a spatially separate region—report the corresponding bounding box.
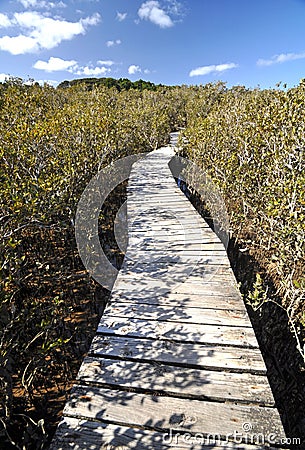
[51,145,287,449]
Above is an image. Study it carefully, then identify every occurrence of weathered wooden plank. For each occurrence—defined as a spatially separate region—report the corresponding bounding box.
[128,228,219,237]
[129,177,169,183]
[128,205,200,212]
[109,291,247,311]
[97,316,258,348]
[127,240,224,250]
[124,256,229,267]
[127,227,216,239]
[174,281,239,294]
[126,262,226,276]
[139,211,204,218]
[97,316,258,347]
[126,243,226,252]
[128,219,207,228]
[77,356,274,405]
[121,260,234,276]
[118,255,232,276]
[129,174,174,181]
[116,270,234,283]
[63,386,285,444]
[130,248,229,258]
[118,268,234,285]
[51,417,278,450]
[129,191,189,198]
[117,273,235,288]
[125,250,228,260]
[128,199,207,208]
[119,260,235,275]
[128,203,194,212]
[128,193,200,200]
[130,191,185,197]
[127,208,210,218]
[103,303,252,328]
[129,206,198,214]
[129,193,183,201]
[183,278,236,288]
[127,231,215,241]
[90,335,266,374]
[128,199,195,207]
[113,281,238,298]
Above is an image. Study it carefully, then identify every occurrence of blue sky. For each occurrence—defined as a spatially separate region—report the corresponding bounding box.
[1,0,305,88]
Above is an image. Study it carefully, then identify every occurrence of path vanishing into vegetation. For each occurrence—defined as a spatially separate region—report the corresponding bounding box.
[51,134,286,449]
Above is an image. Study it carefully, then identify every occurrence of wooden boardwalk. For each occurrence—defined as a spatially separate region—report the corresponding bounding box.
[51,140,286,449]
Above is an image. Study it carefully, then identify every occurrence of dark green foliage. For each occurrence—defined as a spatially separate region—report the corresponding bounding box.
[57,77,167,92]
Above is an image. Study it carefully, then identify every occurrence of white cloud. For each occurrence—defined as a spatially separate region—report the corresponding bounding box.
[106,39,121,47]
[0,13,11,28]
[74,66,110,76]
[18,0,66,9]
[257,52,305,66]
[128,64,141,75]
[33,57,112,77]
[0,35,39,54]
[0,73,10,82]
[18,0,40,7]
[166,0,184,17]
[97,60,114,66]
[0,11,101,55]
[138,1,173,28]
[18,0,34,7]
[189,63,238,77]
[34,56,77,72]
[81,13,101,27]
[116,12,127,22]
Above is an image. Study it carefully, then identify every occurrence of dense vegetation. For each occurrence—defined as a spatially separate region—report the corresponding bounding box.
[0,76,304,447]
[58,77,167,92]
[0,78,185,447]
[179,81,305,360]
